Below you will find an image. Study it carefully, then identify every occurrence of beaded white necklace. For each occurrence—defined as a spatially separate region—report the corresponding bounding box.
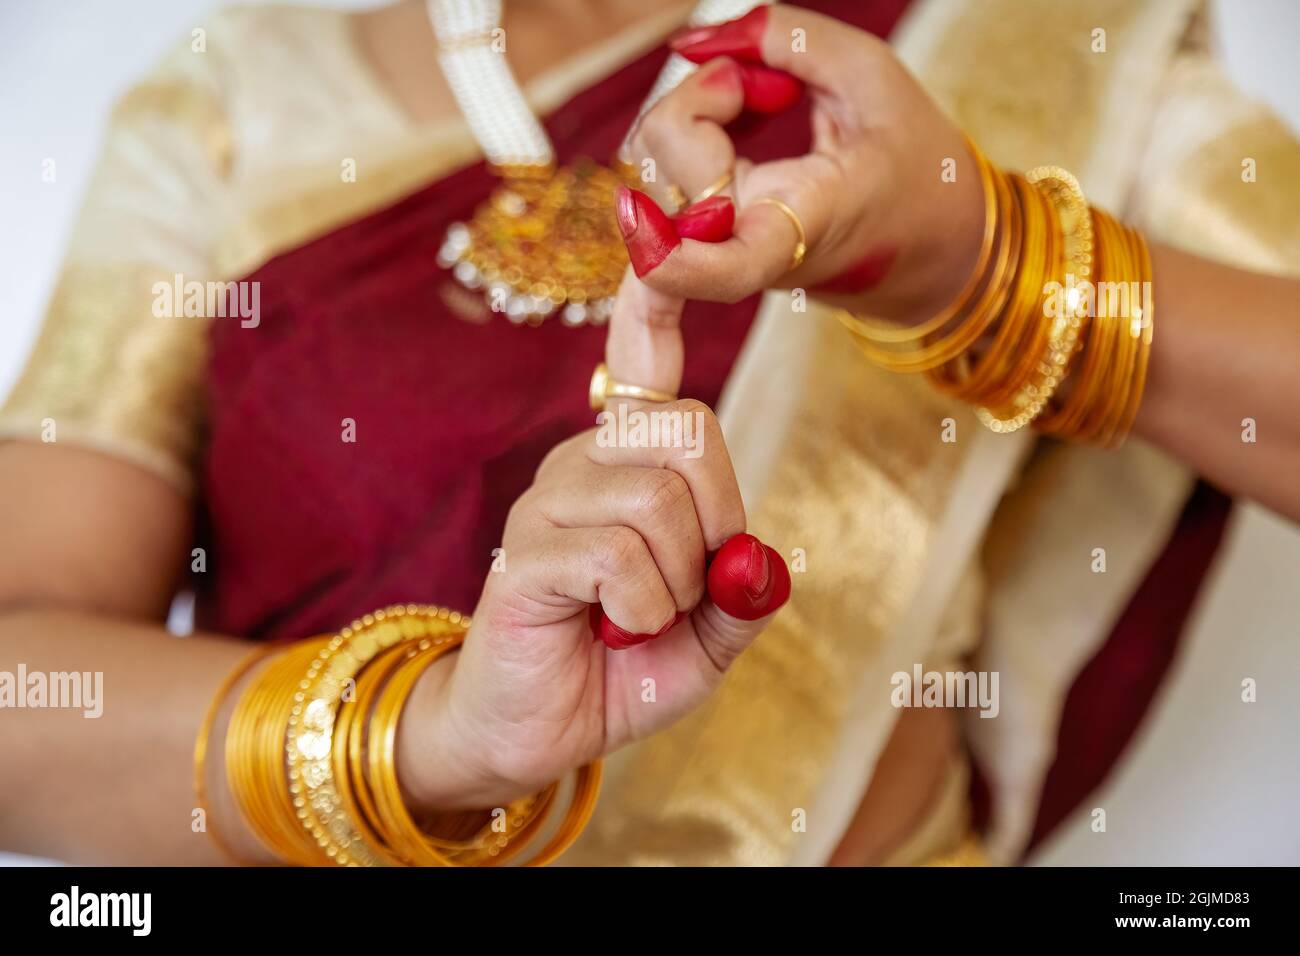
[428,0,768,325]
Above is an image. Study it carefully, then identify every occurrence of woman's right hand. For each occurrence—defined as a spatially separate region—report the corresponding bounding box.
[395,274,789,812]
[622,4,987,325]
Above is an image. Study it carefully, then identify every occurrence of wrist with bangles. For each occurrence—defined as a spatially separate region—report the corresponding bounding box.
[194,604,601,866]
[838,137,1153,446]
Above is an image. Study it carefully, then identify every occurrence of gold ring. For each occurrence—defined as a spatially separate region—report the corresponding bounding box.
[689,169,734,205]
[752,197,807,272]
[665,183,688,213]
[589,363,678,411]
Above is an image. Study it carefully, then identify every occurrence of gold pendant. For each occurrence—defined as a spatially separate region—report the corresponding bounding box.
[438,159,637,327]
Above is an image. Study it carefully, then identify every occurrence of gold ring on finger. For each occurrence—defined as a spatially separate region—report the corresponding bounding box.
[752,197,808,272]
[665,183,688,214]
[589,363,679,412]
[689,169,735,206]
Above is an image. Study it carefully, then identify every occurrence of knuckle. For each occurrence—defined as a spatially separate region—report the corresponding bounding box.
[642,297,683,330]
[632,469,692,525]
[591,526,645,577]
[504,489,537,532]
[662,398,723,462]
[750,257,782,295]
[675,398,723,443]
[535,433,581,480]
[671,397,713,421]
[638,107,671,155]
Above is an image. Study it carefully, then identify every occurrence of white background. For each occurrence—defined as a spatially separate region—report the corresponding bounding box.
[1,1,1298,866]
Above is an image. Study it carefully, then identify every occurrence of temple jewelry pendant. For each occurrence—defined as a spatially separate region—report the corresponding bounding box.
[437,159,638,327]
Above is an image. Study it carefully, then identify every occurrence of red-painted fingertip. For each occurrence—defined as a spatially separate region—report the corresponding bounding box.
[761,544,791,614]
[672,195,735,243]
[616,187,681,277]
[737,63,804,114]
[615,184,638,238]
[592,605,684,650]
[669,7,769,64]
[706,532,790,620]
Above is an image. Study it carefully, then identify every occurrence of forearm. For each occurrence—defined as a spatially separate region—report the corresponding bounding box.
[1135,244,1300,521]
[0,603,490,864]
[0,606,273,864]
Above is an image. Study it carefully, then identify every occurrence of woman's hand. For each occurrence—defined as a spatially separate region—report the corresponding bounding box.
[395,274,789,812]
[622,4,986,325]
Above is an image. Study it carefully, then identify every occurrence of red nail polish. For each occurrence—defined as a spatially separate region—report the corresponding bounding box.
[615,186,681,277]
[706,533,791,620]
[615,184,638,238]
[737,63,803,114]
[760,544,791,614]
[602,615,649,650]
[670,7,769,64]
[699,57,743,92]
[672,195,735,243]
[591,605,683,650]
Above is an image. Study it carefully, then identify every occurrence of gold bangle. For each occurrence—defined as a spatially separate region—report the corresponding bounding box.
[1090,219,1152,445]
[929,169,1038,393]
[360,639,562,867]
[194,643,279,865]
[847,137,999,345]
[286,604,469,866]
[1092,217,1139,444]
[751,197,807,272]
[835,141,1149,448]
[992,175,1059,406]
[365,642,468,866]
[365,639,601,867]
[333,641,419,866]
[665,183,688,214]
[228,603,600,867]
[1108,226,1154,446]
[225,637,334,866]
[1041,208,1126,440]
[335,638,538,866]
[522,761,603,867]
[977,165,1093,432]
[851,157,1017,374]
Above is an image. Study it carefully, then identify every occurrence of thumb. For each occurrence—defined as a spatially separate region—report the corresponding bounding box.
[693,533,791,670]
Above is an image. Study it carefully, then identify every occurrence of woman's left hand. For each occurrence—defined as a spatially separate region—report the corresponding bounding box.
[395,272,789,812]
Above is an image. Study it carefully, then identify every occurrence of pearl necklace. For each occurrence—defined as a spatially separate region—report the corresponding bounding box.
[428,0,769,326]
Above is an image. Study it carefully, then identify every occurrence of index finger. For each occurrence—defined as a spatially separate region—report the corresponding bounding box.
[604,267,686,403]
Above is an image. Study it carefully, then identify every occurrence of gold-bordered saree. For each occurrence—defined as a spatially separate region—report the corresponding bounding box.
[3,0,1299,865]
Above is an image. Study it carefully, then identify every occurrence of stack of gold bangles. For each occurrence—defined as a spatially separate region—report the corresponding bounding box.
[838,140,1153,446]
[195,604,601,866]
